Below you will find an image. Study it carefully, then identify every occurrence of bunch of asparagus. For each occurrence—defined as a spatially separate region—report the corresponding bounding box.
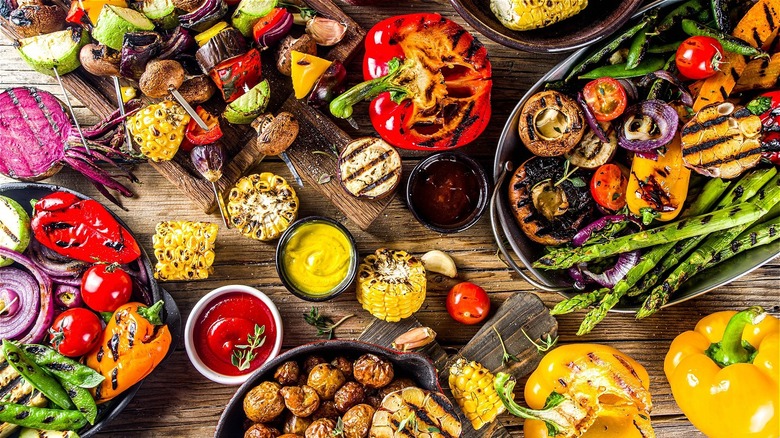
[539,168,780,335]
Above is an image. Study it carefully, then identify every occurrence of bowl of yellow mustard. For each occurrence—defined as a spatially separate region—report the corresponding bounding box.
[276,216,358,301]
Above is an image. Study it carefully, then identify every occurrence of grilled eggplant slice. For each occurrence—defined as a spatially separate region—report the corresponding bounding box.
[338,137,402,200]
[518,91,585,157]
[0,351,47,438]
[227,173,298,241]
[564,125,618,169]
[681,102,762,179]
[369,387,461,438]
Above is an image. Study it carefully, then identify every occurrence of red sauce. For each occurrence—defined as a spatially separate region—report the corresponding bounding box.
[193,292,277,376]
[411,159,481,227]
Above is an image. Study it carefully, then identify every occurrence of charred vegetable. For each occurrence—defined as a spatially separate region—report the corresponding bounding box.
[518,91,585,157]
[153,220,218,280]
[16,28,88,76]
[338,137,402,200]
[369,386,461,438]
[138,59,185,98]
[9,4,65,38]
[356,249,426,322]
[626,135,691,221]
[79,43,121,77]
[128,101,190,161]
[227,173,298,241]
[119,31,163,80]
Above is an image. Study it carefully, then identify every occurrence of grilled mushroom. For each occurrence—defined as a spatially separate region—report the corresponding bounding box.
[508,156,593,246]
[518,90,585,157]
[139,59,185,98]
[79,44,121,77]
[9,4,64,37]
[174,75,217,105]
[565,125,618,169]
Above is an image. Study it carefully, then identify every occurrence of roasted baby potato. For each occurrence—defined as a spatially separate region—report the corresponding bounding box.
[331,356,353,378]
[244,381,285,423]
[307,364,346,400]
[303,356,327,374]
[304,418,337,438]
[245,423,280,438]
[353,354,394,389]
[283,412,312,435]
[342,404,375,438]
[275,361,301,386]
[280,385,320,418]
[312,401,339,421]
[334,381,365,413]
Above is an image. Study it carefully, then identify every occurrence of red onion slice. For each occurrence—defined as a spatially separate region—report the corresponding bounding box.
[0,247,53,344]
[577,92,611,143]
[618,100,679,152]
[0,267,39,339]
[572,215,643,247]
[580,250,641,288]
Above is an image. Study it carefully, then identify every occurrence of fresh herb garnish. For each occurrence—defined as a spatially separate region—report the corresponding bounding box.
[493,326,519,365]
[304,307,354,340]
[231,324,266,371]
[396,411,417,432]
[521,328,559,354]
[332,417,345,437]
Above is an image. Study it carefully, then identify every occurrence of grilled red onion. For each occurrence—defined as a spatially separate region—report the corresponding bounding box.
[577,92,611,143]
[569,215,643,288]
[618,100,678,151]
[638,70,694,107]
[258,10,293,49]
[579,250,641,288]
[27,239,89,279]
[0,247,53,344]
[0,268,39,339]
[617,78,638,101]
[158,27,196,60]
[54,284,82,309]
[179,0,228,32]
[572,215,642,247]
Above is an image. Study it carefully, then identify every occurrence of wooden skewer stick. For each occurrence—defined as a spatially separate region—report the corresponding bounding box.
[53,67,90,153]
[112,76,134,153]
[168,86,209,130]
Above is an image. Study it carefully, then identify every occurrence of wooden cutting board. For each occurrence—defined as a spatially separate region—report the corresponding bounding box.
[0,0,393,230]
[359,292,558,437]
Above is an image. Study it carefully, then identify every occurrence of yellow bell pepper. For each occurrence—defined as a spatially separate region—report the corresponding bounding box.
[291,51,332,99]
[494,344,654,438]
[665,307,779,438]
[626,134,691,221]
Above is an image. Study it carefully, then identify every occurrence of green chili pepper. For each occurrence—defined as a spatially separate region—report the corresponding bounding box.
[61,380,97,425]
[21,345,104,389]
[0,403,86,431]
[656,0,706,33]
[579,57,666,80]
[681,19,767,57]
[2,341,74,410]
[648,41,682,54]
[626,11,657,69]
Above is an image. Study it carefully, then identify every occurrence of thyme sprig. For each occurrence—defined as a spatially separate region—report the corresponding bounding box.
[304,307,354,340]
[493,326,519,365]
[231,324,266,371]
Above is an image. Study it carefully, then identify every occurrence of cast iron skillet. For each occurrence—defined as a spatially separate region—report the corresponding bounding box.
[216,340,441,437]
[0,182,182,437]
[489,0,780,311]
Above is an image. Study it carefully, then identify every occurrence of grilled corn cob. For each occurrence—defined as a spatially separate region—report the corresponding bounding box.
[128,101,190,162]
[152,220,218,281]
[227,173,298,241]
[448,358,506,431]
[490,0,587,31]
[369,386,462,438]
[356,249,426,322]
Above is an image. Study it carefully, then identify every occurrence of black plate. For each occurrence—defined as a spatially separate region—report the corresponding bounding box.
[0,181,182,437]
[215,340,441,437]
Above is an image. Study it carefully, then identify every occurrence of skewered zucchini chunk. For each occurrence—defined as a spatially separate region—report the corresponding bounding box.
[356,249,426,322]
[152,221,218,281]
[369,386,462,438]
[227,173,299,241]
[128,101,189,162]
[448,359,506,431]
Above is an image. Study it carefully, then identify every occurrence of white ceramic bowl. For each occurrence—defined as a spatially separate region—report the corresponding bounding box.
[184,285,284,385]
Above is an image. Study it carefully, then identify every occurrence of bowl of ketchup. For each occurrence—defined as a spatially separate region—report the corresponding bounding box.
[185,285,283,385]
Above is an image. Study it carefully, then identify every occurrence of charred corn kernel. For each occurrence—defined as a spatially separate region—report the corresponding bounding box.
[152,221,218,281]
[227,173,298,241]
[448,358,506,430]
[356,249,426,322]
[490,0,588,31]
[128,101,189,162]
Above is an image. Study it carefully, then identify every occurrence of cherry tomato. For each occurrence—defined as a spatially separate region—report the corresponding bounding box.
[590,163,628,211]
[446,282,490,325]
[81,264,133,313]
[675,36,723,80]
[582,77,628,122]
[49,308,103,357]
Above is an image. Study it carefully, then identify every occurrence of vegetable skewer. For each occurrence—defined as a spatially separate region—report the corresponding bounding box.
[111,75,134,153]
[52,67,91,153]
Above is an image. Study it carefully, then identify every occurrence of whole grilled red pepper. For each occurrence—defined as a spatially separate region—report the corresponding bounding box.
[329,13,492,150]
[30,192,141,264]
[747,90,780,165]
[209,48,262,103]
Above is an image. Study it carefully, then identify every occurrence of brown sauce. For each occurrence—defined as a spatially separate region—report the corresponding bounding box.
[411,159,481,226]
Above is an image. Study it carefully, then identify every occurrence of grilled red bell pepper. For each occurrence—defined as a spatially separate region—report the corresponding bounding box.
[30,192,141,264]
[185,106,222,146]
[747,90,780,165]
[329,13,492,150]
[209,48,262,103]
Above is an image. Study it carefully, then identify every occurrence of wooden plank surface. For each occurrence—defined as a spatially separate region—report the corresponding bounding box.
[0,1,778,437]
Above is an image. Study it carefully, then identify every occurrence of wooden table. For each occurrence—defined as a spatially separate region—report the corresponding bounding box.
[1,1,778,436]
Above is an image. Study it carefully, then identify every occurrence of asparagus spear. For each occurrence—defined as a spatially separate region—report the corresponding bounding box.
[551,177,732,317]
[707,215,780,266]
[639,173,780,318]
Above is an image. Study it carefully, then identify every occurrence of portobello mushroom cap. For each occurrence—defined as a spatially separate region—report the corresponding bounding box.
[139,59,185,98]
[518,90,585,157]
[9,4,64,38]
[173,75,217,104]
[79,43,121,77]
[508,156,594,246]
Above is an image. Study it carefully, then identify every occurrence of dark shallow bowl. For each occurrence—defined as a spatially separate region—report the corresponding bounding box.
[0,182,181,437]
[489,0,780,311]
[215,340,441,437]
[450,0,643,53]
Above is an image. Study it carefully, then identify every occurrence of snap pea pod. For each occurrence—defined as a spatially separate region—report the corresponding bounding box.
[61,380,97,425]
[647,41,682,54]
[626,11,658,69]
[0,403,86,431]
[681,19,766,57]
[21,345,104,389]
[579,57,665,79]
[565,12,656,82]
[2,341,74,410]
[656,0,706,33]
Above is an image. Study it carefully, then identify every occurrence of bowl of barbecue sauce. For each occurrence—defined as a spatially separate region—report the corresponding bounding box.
[406,152,490,233]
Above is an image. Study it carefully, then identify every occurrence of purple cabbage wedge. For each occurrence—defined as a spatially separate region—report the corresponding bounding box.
[0,87,141,205]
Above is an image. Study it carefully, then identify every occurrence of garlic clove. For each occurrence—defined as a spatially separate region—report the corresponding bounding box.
[305,17,348,46]
[421,250,458,278]
[392,327,437,351]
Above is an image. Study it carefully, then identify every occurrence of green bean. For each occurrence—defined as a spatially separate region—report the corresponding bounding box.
[647,41,682,54]
[710,0,730,32]
[2,341,74,410]
[627,11,657,69]
[681,19,767,57]
[579,57,666,80]
[656,0,706,33]
[0,403,86,431]
[21,345,104,389]
[61,380,97,425]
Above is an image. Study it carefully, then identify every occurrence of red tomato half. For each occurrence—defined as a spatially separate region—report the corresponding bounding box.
[446,282,490,325]
[81,264,133,313]
[675,36,723,80]
[582,77,628,122]
[49,308,103,357]
[590,163,628,211]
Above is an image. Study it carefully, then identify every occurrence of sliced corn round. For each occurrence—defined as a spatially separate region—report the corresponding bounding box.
[356,249,426,322]
[227,172,299,241]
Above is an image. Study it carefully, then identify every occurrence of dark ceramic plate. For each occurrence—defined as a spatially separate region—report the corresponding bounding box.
[216,340,441,437]
[449,0,643,53]
[0,182,182,437]
[489,0,780,311]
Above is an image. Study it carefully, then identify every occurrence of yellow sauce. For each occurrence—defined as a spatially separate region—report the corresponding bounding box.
[281,221,353,296]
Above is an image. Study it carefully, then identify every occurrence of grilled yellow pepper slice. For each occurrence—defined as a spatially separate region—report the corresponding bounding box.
[626,134,690,221]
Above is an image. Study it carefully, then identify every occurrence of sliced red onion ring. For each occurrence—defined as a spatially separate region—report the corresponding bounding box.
[618,100,679,152]
[580,250,641,288]
[568,215,643,288]
[572,215,643,247]
[577,92,611,143]
[0,247,53,344]
[258,10,293,49]
[638,70,694,107]
[27,239,89,279]
[0,268,39,339]
[54,284,82,309]
[617,78,638,101]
